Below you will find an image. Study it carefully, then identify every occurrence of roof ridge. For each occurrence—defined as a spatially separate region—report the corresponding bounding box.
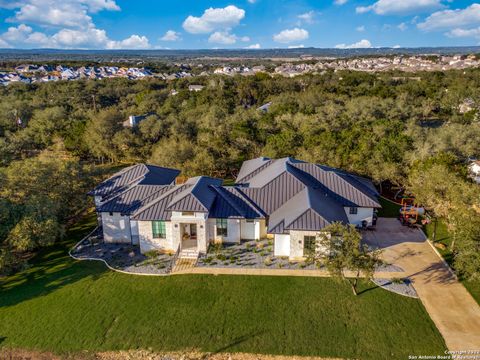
[132,184,187,218]
[237,159,274,183]
[233,187,268,217]
[166,179,209,212]
[212,186,246,217]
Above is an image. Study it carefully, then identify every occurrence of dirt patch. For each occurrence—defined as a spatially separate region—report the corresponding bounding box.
[0,348,63,360]
[0,349,344,360]
[96,351,343,360]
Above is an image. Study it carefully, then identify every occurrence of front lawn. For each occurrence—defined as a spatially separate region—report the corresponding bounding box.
[0,212,447,360]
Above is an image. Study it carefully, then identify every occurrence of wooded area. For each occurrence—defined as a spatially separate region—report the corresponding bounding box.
[0,69,479,279]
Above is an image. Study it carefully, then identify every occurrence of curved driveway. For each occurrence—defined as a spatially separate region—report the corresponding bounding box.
[363,218,480,351]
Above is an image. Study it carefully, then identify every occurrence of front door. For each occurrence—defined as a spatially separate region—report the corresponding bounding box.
[190,224,197,239]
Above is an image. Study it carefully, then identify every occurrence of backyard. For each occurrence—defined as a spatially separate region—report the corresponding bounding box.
[0,211,447,360]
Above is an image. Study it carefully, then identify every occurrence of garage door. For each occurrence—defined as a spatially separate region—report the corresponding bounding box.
[274,234,290,257]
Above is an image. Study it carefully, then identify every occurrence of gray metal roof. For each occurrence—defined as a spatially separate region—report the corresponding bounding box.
[240,171,305,214]
[131,184,191,221]
[268,187,348,234]
[167,176,223,212]
[89,164,180,200]
[236,157,273,184]
[209,186,264,219]
[291,162,380,208]
[97,185,173,214]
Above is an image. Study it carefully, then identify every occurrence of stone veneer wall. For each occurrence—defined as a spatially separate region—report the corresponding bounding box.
[137,220,174,254]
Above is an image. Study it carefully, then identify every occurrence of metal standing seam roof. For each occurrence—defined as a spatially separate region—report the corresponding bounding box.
[268,187,349,234]
[208,186,264,219]
[89,164,180,200]
[290,162,381,208]
[130,184,192,221]
[236,157,272,183]
[166,176,223,212]
[97,185,174,214]
[89,164,149,199]
[240,171,305,214]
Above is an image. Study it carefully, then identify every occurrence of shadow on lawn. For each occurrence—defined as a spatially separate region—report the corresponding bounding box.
[0,216,106,308]
[211,331,265,354]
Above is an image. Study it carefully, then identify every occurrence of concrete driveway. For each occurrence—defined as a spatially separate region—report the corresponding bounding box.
[364,218,480,351]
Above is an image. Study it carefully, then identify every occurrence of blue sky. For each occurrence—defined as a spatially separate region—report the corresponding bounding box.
[0,0,478,49]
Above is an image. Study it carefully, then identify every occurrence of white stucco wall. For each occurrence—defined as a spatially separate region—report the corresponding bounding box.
[137,220,174,254]
[101,212,132,243]
[208,218,241,243]
[289,230,318,259]
[344,207,374,227]
[274,234,290,257]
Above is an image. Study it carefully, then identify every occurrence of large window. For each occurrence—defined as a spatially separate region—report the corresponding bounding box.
[152,221,166,239]
[304,235,316,255]
[349,207,358,215]
[216,218,228,237]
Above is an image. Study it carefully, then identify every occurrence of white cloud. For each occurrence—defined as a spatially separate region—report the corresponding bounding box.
[356,0,443,16]
[418,4,480,31]
[288,44,304,48]
[392,45,401,48]
[183,5,245,34]
[398,22,408,31]
[3,0,120,29]
[245,43,261,49]
[208,31,237,45]
[273,28,309,43]
[110,34,150,49]
[335,39,372,49]
[356,25,365,32]
[447,27,480,38]
[161,30,180,41]
[297,11,316,24]
[0,1,151,49]
[334,0,348,5]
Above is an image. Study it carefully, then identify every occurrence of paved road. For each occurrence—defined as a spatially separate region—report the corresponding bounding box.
[363,218,480,351]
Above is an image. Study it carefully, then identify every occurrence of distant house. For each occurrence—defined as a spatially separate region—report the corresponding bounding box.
[469,160,480,184]
[90,158,381,260]
[257,102,272,112]
[123,115,148,128]
[459,98,476,114]
[188,85,204,92]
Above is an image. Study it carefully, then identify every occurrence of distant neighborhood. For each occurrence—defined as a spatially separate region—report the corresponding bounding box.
[1,54,479,85]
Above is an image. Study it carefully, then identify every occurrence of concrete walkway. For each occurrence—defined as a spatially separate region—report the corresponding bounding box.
[363,218,480,351]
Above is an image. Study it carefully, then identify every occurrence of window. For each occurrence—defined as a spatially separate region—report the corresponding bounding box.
[109,212,113,216]
[349,207,358,215]
[216,218,228,237]
[304,236,316,255]
[152,221,166,239]
[181,211,195,216]
[246,219,254,223]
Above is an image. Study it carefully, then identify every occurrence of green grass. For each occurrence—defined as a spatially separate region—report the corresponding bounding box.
[377,196,401,218]
[423,218,480,305]
[0,212,447,359]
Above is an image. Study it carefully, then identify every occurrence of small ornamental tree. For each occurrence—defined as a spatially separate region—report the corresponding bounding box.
[311,222,382,296]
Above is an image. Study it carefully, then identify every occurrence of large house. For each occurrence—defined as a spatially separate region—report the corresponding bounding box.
[89,158,381,260]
